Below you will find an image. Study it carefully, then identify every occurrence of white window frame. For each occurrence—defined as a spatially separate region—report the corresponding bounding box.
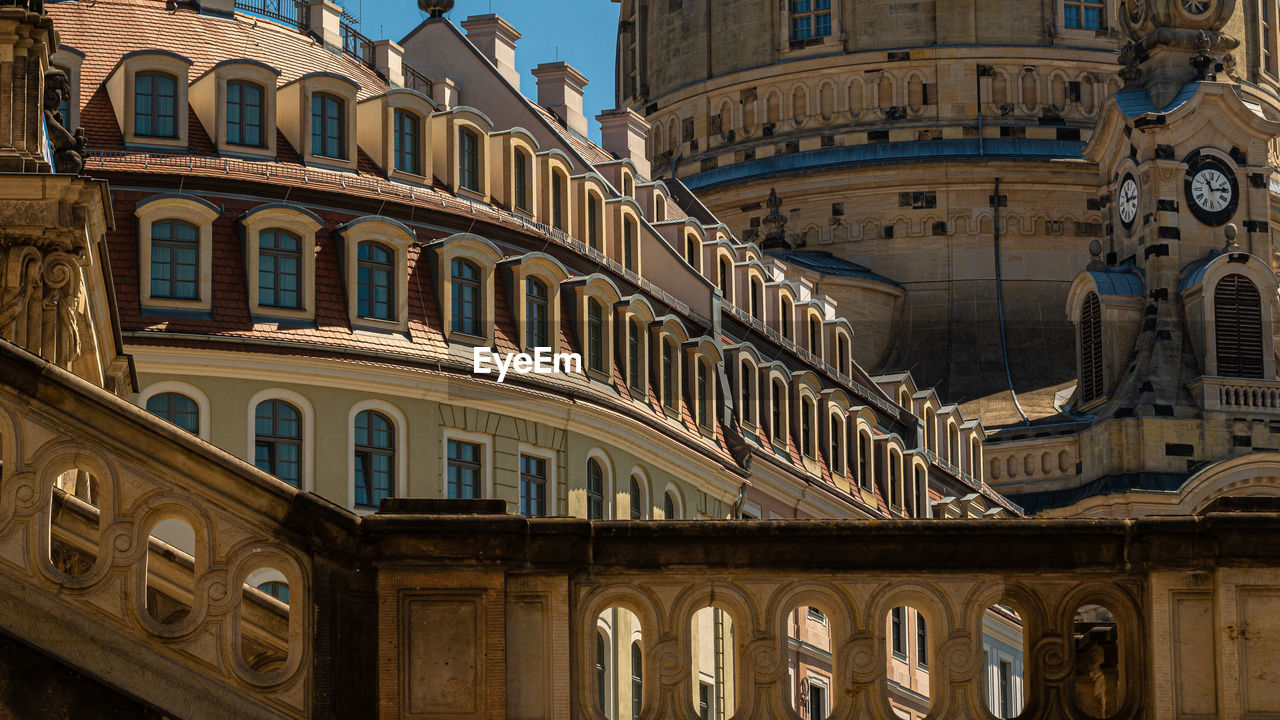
[442,429,494,501]
[245,387,315,492]
[584,448,616,519]
[135,194,220,313]
[347,399,409,513]
[517,443,558,517]
[137,379,212,441]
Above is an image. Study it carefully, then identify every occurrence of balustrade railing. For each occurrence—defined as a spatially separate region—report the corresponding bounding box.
[1192,375,1280,414]
[234,0,307,28]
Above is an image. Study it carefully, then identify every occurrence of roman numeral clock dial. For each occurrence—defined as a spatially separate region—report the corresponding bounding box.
[1184,155,1238,226]
[1117,174,1138,231]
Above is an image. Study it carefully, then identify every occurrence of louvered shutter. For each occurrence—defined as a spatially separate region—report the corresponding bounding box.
[1215,274,1265,379]
[1079,292,1105,402]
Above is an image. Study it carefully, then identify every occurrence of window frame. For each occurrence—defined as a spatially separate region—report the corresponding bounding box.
[143,391,201,436]
[393,107,423,176]
[257,228,304,311]
[518,443,556,517]
[442,429,493,501]
[505,254,569,355]
[51,45,85,133]
[248,392,311,490]
[311,91,347,160]
[357,240,397,322]
[779,0,841,57]
[241,204,322,321]
[459,125,481,192]
[348,400,407,511]
[149,218,201,301]
[280,72,359,171]
[138,381,211,441]
[435,234,503,347]
[225,78,267,149]
[352,408,397,511]
[338,217,415,333]
[585,451,614,520]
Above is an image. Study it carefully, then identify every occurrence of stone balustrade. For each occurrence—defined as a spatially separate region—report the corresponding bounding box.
[1191,375,1280,415]
[1,337,1279,719]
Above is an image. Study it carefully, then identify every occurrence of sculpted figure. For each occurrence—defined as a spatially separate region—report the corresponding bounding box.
[44,69,85,175]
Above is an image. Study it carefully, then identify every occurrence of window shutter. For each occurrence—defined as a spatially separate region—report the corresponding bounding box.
[1215,274,1265,379]
[1079,292,1104,402]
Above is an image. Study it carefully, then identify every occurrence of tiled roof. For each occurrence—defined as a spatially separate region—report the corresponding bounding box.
[770,251,902,288]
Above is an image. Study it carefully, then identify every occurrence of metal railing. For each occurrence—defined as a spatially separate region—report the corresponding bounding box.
[234,0,307,28]
[340,21,376,70]
[404,64,434,98]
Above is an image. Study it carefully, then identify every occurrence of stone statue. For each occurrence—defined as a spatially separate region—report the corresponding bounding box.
[44,68,85,175]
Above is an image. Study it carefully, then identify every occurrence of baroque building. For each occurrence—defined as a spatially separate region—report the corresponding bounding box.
[619,0,1280,519]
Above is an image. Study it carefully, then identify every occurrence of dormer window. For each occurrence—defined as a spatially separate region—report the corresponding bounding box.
[662,338,676,409]
[394,109,422,175]
[525,277,550,349]
[226,80,265,147]
[151,220,199,299]
[551,171,566,230]
[696,358,711,428]
[808,315,822,358]
[800,395,816,458]
[588,299,605,372]
[623,216,637,272]
[781,297,794,340]
[135,71,178,138]
[685,236,699,270]
[750,278,762,319]
[312,93,346,159]
[771,378,787,443]
[514,150,531,212]
[628,318,643,393]
[718,256,732,299]
[259,230,302,309]
[459,127,480,191]
[452,259,482,335]
[587,193,602,250]
[357,242,395,321]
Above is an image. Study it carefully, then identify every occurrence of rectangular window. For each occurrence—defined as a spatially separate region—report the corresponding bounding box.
[891,607,906,658]
[771,382,784,442]
[790,0,831,42]
[135,71,177,138]
[514,151,529,211]
[628,321,642,393]
[357,242,395,320]
[1265,0,1277,75]
[259,229,301,309]
[998,659,1012,718]
[662,341,674,409]
[519,454,547,517]
[551,172,564,230]
[447,439,482,499]
[311,92,345,159]
[587,300,604,373]
[916,612,928,668]
[697,360,709,427]
[624,219,636,272]
[150,220,200,300]
[394,109,421,175]
[699,682,712,720]
[226,80,264,147]
[588,195,601,250]
[1064,0,1104,29]
[809,682,826,720]
[459,128,480,191]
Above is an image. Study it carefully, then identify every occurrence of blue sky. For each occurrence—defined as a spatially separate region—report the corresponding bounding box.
[354,0,622,142]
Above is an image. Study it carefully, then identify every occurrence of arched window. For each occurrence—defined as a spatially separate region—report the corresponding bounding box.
[587,299,605,373]
[663,490,677,519]
[450,258,481,336]
[1215,273,1265,378]
[750,277,762,320]
[801,396,815,458]
[924,407,937,452]
[1078,291,1104,403]
[970,436,981,477]
[226,80,264,147]
[771,379,786,443]
[588,193,602,250]
[889,448,902,507]
[913,464,927,517]
[740,360,755,424]
[513,149,530,212]
[595,631,608,713]
[629,475,643,519]
[829,415,843,473]
[459,127,480,191]
[697,359,711,428]
[781,297,793,340]
[948,423,961,465]
[255,399,301,487]
[311,92,345,158]
[718,256,732,299]
[631,641,643,719]
[525,276,549,349]
[259,229,302,309]
[837,333,850,375]
[551,171,565,230]
[357,241,394,320]
[353,410,394,509]
[150,220,200,300]
[257,581,289,603]
[628,319,643,393]
[661,338,675,410]
[135,71,178,138]
[623,217,637,272]
[623,173,634,197]
[587,458,605,519]
[394,109,422,174]
[685,236,699,270]
[808,315,822,358]
[146,392,199,434]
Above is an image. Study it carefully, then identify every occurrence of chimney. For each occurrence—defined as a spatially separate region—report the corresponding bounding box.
[197,0,236,17]
[373,39,404,88]
[532,62,589,138]
[432,77,459,111]
[306,0,344,50]
[597,108,652,180]
[461,14,522,90]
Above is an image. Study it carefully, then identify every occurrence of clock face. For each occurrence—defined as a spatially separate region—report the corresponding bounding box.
[1184,155,1238,226]
[1117,175,1139,228]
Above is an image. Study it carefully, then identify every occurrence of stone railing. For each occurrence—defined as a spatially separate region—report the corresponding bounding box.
[2,336,1279,719]
[1190,375,1280,415]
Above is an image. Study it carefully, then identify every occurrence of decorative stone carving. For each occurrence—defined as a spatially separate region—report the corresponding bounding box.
[418,0,453,18]
[0,235,91,370]
[43,69,84,175]
[760,187,789,250]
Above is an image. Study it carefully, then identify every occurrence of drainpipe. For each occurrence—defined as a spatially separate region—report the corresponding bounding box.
[993,177,1030,425]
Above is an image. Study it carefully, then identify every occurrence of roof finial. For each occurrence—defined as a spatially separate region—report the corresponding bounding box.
[419,0,454,19]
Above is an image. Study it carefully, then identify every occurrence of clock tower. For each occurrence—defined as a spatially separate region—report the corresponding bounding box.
[1036,0,1280,504]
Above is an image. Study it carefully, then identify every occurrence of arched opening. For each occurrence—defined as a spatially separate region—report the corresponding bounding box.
[598,606,643,719]
[788,602,834,719]
[984,603,1026,719]
[692,606,736,719]
[145,517,196,625]
[885,605,931,717]
[1079,291,1104,403]
[49,468,101,577]
[1215,273,1264,378]
[241,566,292,673]
[1073,604,1123,718]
